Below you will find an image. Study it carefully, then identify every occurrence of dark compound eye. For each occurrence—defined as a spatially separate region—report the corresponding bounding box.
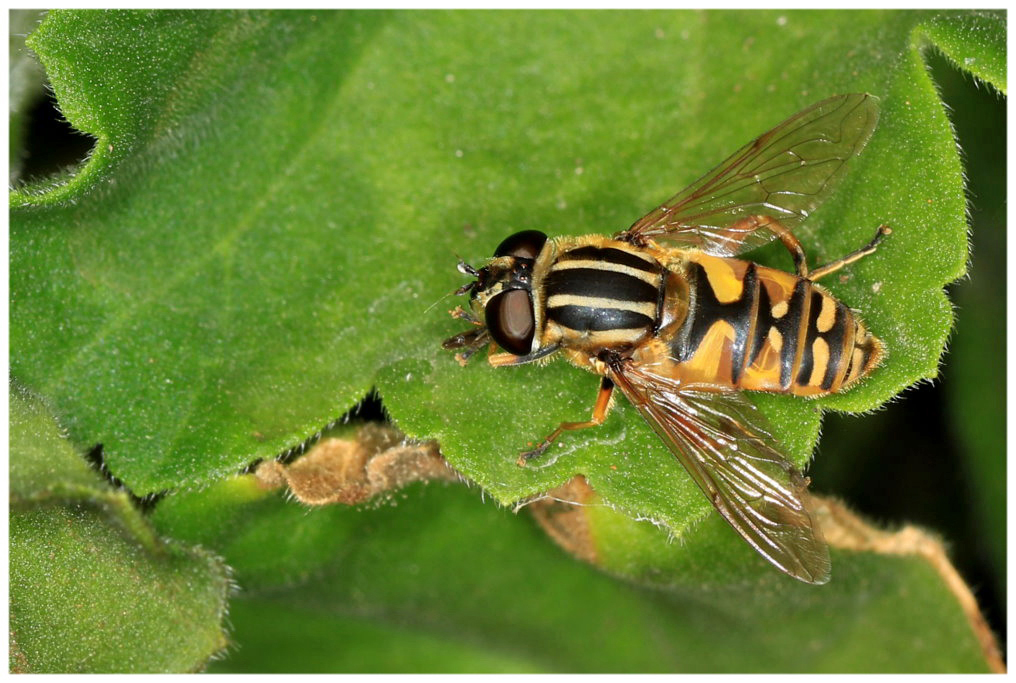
[485,289,535,355]
[494,230,547,260]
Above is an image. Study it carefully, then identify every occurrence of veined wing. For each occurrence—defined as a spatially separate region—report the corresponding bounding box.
[608,358,830,584]
[622,93,878,257]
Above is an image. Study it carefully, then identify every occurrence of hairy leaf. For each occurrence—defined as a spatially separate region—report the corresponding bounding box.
[9,386,231,673]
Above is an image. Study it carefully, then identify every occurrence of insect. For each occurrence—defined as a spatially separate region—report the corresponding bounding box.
[443,93,889,584]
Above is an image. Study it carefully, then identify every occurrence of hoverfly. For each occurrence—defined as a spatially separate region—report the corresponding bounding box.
[443,93,889,584]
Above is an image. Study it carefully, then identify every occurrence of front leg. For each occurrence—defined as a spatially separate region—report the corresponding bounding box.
[517,376,616,466]
[488,344,561,367]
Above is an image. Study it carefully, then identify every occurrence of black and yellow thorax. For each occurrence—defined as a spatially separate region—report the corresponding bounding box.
[534,236,666,352]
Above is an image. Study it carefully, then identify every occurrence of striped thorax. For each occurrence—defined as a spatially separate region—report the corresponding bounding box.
[535,236,665,354]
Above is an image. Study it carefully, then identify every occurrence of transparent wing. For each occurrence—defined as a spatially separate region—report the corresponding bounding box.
[608,359,830,584]
[622,93,878,257]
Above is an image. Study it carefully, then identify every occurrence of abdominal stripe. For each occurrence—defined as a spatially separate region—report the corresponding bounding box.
[674,261,758,383]
[776,279,808,389]
[796,290,849,390]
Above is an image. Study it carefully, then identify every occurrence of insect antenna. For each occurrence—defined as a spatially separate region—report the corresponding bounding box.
[423,255,481,313]
[423,289,456,314]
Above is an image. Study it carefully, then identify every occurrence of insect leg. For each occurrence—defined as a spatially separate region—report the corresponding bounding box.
[753,216,810,277]
[808,225,891,282]
[489,351,524,367]
[488,344,561,367]
[719,215,811,277]
[450,305,481,325]
[517,377,615,466]
[442,328,490,366]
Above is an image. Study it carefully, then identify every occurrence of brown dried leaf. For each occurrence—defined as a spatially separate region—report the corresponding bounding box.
[526,475,599,564]
[255,424,457,506]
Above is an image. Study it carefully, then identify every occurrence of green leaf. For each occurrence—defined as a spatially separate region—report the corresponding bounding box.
[10,9,1001,581]
[9,386,231,673]
[918,11,1006,94]
[150,477,992,672]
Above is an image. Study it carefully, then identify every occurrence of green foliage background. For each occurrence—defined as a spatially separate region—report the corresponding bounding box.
[9,9,1005,673]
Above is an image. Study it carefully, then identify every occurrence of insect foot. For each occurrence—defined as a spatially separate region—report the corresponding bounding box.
[516,441,553,467]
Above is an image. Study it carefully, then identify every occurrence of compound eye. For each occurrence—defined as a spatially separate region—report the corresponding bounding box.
[485,290,535,355]
[494,230,548,260]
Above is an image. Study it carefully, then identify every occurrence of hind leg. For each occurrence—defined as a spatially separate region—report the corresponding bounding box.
[808,225,891,282]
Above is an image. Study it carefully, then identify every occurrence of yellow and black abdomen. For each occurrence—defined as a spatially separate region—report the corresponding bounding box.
[668,252,882,397]
[541,241,665,352]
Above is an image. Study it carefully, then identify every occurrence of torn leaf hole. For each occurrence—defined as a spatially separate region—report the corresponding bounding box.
[16,88,96,185]
[242,388,389,473]
[82,444,167,513]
